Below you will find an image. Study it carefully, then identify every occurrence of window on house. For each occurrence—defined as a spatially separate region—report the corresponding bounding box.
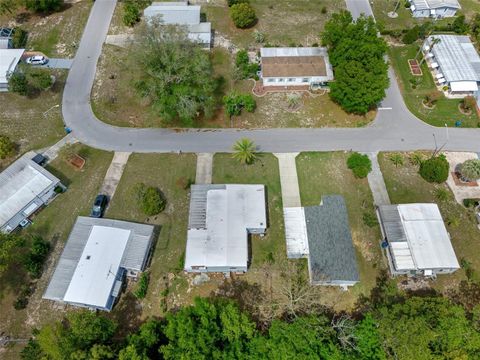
[277,78,285,82]
[302,78,309,82]
[267,78,275,82]
[288,78,296,82]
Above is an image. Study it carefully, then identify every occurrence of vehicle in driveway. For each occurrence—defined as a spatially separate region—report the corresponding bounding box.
[26,55,48,65]
[90,194,108,218]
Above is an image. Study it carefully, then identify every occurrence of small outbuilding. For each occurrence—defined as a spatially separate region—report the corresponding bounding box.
[143,1,211,48]
[423,35,480,95]
[0,48,24,92]
[377,203,460,277]
[284,195,360,288]
[44,217,155,311]
[184,184,267,273]
[260,47,334,89]
[0,151,63,233]
[408,0,461,18]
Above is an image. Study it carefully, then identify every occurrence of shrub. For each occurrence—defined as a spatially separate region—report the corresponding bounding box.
[459,159,480,181]
[461,96,476,112]
[235,49,259,80]
[419,154,449,183]
[14,285,34,310]
[424,91,441,107]
[409,152,424,166]
[402,26,420,44]
[23,236,50,279]
[123,1,141,27]
[227,0,249,7]
[452,14,468,34]
[363,212,378,227]
[347,152,372,179]
[12,27,28,48]
[27,68,52,90]
[463,198,480,208]
[134,272,149,299]
[434,188,449,202]
[253,30,265,43]
[0,135,15,159]
[321,6,327,14]
[8,72,28,95]
[389,153,404,167]
[134,183,166,216]
[25,0,63,12]
[230,3,256,29]
[223,92,256,116]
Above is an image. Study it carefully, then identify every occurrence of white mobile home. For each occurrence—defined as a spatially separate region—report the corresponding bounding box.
[409,0,460,18]
[0,48,24,92]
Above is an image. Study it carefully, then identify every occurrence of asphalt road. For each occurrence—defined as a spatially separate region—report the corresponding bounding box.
[62,0,480,153]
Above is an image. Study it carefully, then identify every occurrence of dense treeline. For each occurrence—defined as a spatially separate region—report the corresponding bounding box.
[22,271,480,359]
[322,11,389,115]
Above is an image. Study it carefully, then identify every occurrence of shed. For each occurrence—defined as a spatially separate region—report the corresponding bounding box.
[184,184,267,273]
[43,217,155,311]
[0,151,62,233]
[0,48,24,91]
[377,203,460,276]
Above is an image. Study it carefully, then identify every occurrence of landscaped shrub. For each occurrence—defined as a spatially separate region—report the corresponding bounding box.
[419,154,449,183]
[452,14,468,34]
[25,0,63,13]
[227,0,249,7]
[223,92,256,117]
[12,27,28,48]
[402,26,420,44]
[123,1,141,26]
[27,68,52,90]
[424,91,441,107]
[346,152,372,179]
[134,272,149,299]
[463,198,480,208]
[8,72,28,95]
[459,159,480,181]
[0,135,15,159]
[460,96,476,113]
[230,3,256,29]
[23,236,50,279]
[134,183,166,216]
[235,49,259,80]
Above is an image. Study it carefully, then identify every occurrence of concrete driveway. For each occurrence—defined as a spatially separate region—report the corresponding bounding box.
[41,58,74,69]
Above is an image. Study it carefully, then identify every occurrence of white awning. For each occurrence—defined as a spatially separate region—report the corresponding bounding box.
[438,78,446,84]
[435,73,444,79]
[427,53,434,58]
[450,81,478,92]
[431,62,439,68]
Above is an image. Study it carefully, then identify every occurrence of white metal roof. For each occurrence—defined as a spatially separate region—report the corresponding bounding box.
[0,151,59,229]
[450,80,478,92]
[427,35,480,83]
[144,2,201,25]
[284,207,309,258]
[184,185,266,270]
[0,48,24,84]
[411,0,460,10]
[63,226,130,308]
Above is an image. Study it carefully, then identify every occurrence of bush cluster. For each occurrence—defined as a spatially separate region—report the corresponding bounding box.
[8,66,52,96]
[0,135,15,159]
[347,152,372,178]
[230,2,256,29]
[123,0,151,27]
[23,236,50,279]
[25,0,63,13]
[419,154,449,183]
[223,92,256,117]
[134,272,150,299]
[134,183,166,216]
[235,50,259,80]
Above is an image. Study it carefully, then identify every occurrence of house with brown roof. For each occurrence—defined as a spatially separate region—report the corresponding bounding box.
[260,47,334,89]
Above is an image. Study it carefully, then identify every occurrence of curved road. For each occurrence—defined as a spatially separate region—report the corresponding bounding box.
[62,0,479,153]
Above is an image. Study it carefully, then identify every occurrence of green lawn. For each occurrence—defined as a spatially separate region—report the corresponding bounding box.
[389,44,479,127]
[105,153,196,321]
[378,152,480,287]
[0,144,113,357]
[296,152,385,308]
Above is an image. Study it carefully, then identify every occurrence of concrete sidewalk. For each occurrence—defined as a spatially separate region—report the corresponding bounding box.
[274,153,301,207]
[365,152,390,206]
[99,152,131,200]
[196,153,214,184]
[41,133,79,162]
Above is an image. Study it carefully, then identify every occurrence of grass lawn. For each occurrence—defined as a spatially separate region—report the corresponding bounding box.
[0,0,92,58]
[0,144,113,358]
[389,44,479,128]
[204,0,345,48]
[105,153,197,324]
[378,152,480,288]
[296,152,385,309]
[373,0,479,30]
[0,70,68,170]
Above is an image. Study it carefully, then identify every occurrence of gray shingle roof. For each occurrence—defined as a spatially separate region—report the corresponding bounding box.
[304,195,359,284]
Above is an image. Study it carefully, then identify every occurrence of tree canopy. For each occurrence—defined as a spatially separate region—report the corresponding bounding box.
[131,22,217,126]
[322,11,389,114]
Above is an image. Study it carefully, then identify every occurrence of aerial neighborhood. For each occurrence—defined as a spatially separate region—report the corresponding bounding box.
[2,0,480,358]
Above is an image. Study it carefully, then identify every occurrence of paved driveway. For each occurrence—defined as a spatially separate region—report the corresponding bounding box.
[61,0,480,154]
[41,58,74,69]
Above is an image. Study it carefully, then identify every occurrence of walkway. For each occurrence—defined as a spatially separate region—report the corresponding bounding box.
[365,152,391,206]
[195,153,213,184]
[99,152,131,199]
[41,133,78,161]
[60,0,480,154]
[274,153,301,207]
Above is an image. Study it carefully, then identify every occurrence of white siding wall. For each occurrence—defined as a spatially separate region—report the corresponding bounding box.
[263,76,327,87]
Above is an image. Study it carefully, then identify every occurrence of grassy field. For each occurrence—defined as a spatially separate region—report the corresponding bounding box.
[0,70,68,170]
[378,152,480,288]
[105,154,196,324]
[373,0,480,30]
[204,0,345,48]
[0,144,113,359]
[296,152,385,309]
[389,44,479,128]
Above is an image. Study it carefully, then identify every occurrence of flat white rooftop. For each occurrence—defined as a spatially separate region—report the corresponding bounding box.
[63,226,130,308]
[0,48,24,85]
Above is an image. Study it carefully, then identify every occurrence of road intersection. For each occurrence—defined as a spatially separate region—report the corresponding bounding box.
[61,0,480,153]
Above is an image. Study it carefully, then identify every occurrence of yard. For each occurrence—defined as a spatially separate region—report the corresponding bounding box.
[389,44,479,127]
[373,0,480,31]
[296,152,385,309]
[0,144,113,359]
[378,152,480,288]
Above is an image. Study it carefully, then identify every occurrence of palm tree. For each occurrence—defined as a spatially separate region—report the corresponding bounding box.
[419,37,441,66]
[232,138,257,165]
[389,153,404,168]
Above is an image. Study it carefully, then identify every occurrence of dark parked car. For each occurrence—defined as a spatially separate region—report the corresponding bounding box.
[90,194,108,218]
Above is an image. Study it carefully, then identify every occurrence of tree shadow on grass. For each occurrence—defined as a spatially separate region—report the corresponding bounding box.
[109,292,143,338]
